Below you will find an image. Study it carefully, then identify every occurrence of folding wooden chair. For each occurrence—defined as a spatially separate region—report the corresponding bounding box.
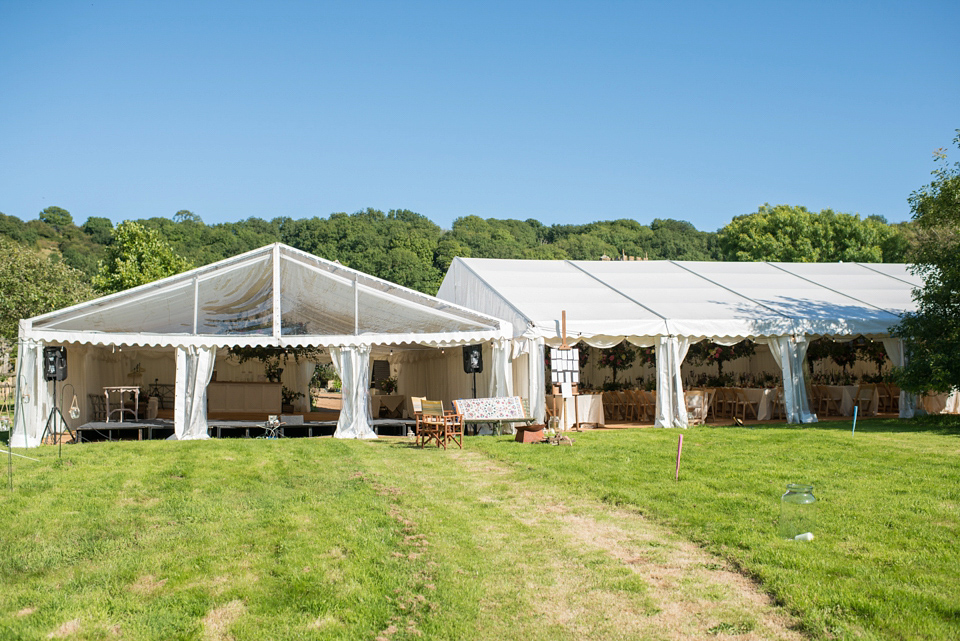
[417,400,463,449]
[771,387,786,420]
[733,388,759,421]
[854,384,877,416]
[886,383,901,413]
[616,391,635,421]
[601,392,618,421]
[622,390,641,422]
[817,385,842,416]
[636,389,656,423]
[713,388,734,419]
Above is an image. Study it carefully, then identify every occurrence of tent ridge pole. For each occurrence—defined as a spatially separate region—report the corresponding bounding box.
[855,262,919,288]
[669,260,794,320]
[766,262,901,319]
[564,260,668,320]
[272,244,281,338]
[192,276,199,334]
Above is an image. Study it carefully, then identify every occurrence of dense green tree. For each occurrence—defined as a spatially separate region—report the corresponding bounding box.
[81,216,114,245]
[0,237,95,344]
[93,221,193,294]
[0,212,39,245]
[718,204,906,262]
[893,131,960,394]
[38,206,73,232]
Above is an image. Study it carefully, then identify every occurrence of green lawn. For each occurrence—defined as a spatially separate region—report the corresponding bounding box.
[1,417,958,640]
[474,417,960,640]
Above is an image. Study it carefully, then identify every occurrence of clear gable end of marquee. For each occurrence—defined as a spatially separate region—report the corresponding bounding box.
[13,244,510,447]
[437,258,923,428]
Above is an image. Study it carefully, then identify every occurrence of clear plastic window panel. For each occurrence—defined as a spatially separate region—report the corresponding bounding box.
[196,256,273,335]
[34,281,196,334]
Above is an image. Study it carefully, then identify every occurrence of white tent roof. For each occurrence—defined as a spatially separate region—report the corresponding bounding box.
[23,244,509,348]
[437,258,920,343]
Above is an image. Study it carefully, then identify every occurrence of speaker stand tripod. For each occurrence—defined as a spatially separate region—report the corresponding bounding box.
[41,382,74,457]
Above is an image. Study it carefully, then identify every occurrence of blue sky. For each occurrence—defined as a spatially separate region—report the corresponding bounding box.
[1,1,957,232]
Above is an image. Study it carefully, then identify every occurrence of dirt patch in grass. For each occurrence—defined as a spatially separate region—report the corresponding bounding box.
[129,574,167,595]
[47,618,81,638]
[16,606,36,617]
[202,599,246,641]
[452,450,804,641]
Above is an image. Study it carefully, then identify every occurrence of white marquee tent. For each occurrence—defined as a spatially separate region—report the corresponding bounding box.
[437,258,922,427]
[13,244,511,447]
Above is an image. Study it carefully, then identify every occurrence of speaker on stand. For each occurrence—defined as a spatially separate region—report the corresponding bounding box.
[41,346,73,455]
[462,345,483,398]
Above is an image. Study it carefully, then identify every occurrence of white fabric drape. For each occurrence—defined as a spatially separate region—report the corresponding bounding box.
[487,338,514,398]
[881,338,915,418]
[655,336,691,428]
[330,345,376,439]
[173,345,216,440]
[12,336,45,448]
[526,337,546,423]
[295,359,315,413]
[765,336,817,424]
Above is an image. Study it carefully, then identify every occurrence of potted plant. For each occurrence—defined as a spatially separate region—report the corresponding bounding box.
[281,386,304,413]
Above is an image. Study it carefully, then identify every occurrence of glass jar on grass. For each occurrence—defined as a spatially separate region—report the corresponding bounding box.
[780,483,816,540]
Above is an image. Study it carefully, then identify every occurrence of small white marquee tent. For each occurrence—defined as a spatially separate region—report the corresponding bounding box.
[437,258,922,427]
[13,244,510,447]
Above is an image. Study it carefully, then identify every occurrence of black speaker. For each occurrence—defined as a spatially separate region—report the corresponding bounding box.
[462,345,483,373]
[43,346,67,381]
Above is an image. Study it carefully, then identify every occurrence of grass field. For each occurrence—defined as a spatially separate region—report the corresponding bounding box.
[1,416,958,640]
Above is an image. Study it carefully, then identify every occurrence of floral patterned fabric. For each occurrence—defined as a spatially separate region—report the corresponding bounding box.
[453,396,527,420]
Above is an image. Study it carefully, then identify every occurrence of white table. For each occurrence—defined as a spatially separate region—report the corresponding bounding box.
[547,394,604,430]
[740,388,778,420]
[104,386,140,422]
[371,394,405,418]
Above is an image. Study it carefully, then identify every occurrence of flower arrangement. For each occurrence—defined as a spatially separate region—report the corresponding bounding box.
[379,376,398,394]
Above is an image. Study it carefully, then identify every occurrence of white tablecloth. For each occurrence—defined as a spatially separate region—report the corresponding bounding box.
[740,388,778,420]
[547,394,605,430]
[370,394,405,418]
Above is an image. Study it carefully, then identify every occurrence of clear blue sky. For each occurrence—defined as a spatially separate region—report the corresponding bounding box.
[1,1,957,232]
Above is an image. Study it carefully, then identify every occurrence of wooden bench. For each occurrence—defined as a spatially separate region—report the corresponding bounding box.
[452,396,535,435]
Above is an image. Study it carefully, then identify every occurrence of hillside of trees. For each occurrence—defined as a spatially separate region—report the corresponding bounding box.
[0,204,915,296]
[0,203,917,354]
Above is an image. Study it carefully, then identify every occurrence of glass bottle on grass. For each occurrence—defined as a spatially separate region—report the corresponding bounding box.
[780,483,816,540]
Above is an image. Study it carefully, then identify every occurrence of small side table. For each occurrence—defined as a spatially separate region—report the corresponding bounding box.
[104,386,140,422]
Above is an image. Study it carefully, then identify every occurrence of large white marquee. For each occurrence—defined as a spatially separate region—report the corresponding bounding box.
[13,244,511,447]
[437,258,921,427]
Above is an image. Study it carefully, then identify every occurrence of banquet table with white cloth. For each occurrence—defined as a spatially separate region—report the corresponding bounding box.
[547,394,605,430]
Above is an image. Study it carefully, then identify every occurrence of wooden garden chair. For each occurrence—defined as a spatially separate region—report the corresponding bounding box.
[854,384,877,416]
[817,385,842,417]
[885,383,900,413]
[636,389,656,423]
[615,391,634,421]
[417,400,463,450]
[417,400,446,448]
[601,392,618,421]
[713,388,734,419]
[733,388,759,421]
[771,387,786,420]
